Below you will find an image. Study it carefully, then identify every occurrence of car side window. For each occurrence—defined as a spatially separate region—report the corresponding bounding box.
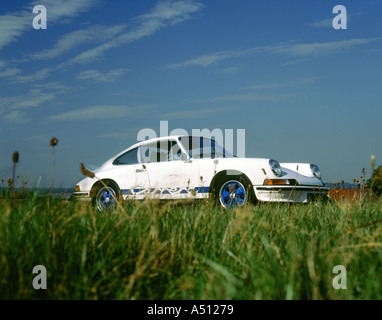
[113,147,138,165]
[170,141,183,161]
[140,140,182,163]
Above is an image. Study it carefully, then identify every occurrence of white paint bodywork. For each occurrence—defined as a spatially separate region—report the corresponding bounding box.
[72,135,328,204]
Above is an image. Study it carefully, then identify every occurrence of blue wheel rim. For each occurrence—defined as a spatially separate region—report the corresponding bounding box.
[219,180,246,208]
[96,187,117,211]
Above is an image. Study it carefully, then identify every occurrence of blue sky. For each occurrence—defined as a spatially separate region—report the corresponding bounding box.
[0,0,381,188]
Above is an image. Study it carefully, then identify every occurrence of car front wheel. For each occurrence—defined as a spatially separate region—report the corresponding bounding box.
[216,175,256,209]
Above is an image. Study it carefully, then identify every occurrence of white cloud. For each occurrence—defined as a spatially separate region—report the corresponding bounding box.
[3,111,29,124]
[0,13,30,50]
[159,106,241,120]
[271,38,380,57]
[167,51,237,69]
[31,82,69,94]
[0,89,56,111]
[0,86,64,123]
[2,92,56,110]
[33,0,99,20]
[31,24,127,60]
[97,128,141,140]
[240,77,320,91]
[0,57,53,82]
[0,67,22,78]
[50,105,154,121]
[0,0,99,51]
[76,68,131,82]
[165,45,277,69]
[211,93,290,103]
[0,92,55,125]
[67,0,204,64]
[282,58,310,66]
[307,18,333,28]
[308,12,364,28]
[166,38,381,70]
[10,68,52,83]
[215,66,242,75]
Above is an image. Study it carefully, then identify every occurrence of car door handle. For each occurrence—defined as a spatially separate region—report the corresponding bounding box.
[136,168,146,173]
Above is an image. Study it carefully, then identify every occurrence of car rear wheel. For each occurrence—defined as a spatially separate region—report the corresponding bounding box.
[93,182,121,212]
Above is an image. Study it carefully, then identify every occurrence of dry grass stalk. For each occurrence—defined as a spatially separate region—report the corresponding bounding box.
[80,162,95,178]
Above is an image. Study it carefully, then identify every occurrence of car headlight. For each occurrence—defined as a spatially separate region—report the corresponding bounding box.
[269,159,282,177]
[310,164,321,179]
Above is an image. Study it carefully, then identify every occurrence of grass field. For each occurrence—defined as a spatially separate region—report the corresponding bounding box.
[0,193,381,300]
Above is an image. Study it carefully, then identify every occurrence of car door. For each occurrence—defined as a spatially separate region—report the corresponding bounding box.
[135,139,201,199]
[110,147,142,199]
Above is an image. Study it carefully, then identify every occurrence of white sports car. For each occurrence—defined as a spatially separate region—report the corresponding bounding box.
[72,135,328,211]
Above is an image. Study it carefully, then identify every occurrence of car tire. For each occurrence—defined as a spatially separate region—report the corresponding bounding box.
[92,181,121,212]
[213,174,256,209]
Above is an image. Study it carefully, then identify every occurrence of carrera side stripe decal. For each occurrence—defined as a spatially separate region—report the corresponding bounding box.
[121,186,210,195]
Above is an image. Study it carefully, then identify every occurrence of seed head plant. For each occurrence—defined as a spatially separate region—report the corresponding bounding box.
[11,151,19,189]
[49,137,59,195]
[50,137,58,147]
[371,155,375,170]
[80,162,95,178]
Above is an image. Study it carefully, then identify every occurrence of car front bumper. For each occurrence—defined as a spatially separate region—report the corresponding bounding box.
[254,185,329,203]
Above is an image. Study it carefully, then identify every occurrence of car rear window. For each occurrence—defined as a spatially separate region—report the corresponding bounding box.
[113,147,138,165]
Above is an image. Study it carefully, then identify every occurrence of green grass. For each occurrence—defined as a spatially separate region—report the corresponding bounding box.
[0,194,381,299]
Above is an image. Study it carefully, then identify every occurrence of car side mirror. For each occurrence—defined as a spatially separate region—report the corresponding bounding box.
[180,153,189,162]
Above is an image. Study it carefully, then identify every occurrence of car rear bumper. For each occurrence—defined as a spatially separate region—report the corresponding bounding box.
[254,185,329,203]
[70,191,91,202]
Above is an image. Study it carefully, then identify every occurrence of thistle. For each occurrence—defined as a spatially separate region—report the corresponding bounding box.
[49,137,59,195]
[50,137,58,147]
[12,151,19,189]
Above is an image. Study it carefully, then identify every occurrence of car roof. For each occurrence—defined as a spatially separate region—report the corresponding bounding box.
[130,135,183,148]
[113,135,214,158]
[128,135,214,149]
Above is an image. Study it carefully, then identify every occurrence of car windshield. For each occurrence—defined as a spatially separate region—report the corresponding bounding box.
[179,136,235,159]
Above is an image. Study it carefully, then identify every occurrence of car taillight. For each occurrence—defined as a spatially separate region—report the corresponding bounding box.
[75,185,80,192]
